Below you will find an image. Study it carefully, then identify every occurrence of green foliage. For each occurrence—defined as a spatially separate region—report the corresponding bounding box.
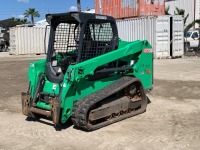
[9,17,30,24]
[174,7,189,26]
[184,19,200,33]
[24,8,40,24]
[174,7,185,16]
[165,6,171,15]
[184,13,189,25]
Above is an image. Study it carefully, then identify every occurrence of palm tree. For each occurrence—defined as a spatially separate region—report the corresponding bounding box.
[24,8,40,24]
[165,6,171,15]
[174,7,189,25]
[184,20,199,33]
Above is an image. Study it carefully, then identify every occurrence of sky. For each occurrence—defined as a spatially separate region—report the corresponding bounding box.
[0,0,95,22]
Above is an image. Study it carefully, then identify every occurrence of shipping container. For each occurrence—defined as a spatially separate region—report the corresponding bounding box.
[95,0,165,19]
[155,15,171,58]
[116,16,155,49]
[170,15,184,57]
[114,15,184,59]
[9,26,50,55]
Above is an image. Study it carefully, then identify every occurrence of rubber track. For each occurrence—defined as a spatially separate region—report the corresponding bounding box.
[71,76,147,131]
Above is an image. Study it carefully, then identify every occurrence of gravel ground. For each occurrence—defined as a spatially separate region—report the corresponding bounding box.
[0,53,200,150]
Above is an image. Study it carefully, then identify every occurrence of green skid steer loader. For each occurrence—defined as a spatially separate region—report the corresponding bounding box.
[21,12,153,131]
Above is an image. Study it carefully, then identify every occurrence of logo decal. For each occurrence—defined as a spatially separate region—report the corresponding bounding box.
[96,15,107,20]
[52,84,57,90]
[144,49,153,53]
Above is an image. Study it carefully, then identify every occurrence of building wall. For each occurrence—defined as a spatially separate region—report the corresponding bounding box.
[195,0,200,28]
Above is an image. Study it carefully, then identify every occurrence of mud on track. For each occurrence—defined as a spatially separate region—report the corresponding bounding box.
[0,54,200,150]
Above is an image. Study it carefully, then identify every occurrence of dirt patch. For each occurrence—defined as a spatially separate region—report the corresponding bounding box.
[184,50,200,57]
[151,79,200,100]
[154,57,200,81]
[0,60,30,113]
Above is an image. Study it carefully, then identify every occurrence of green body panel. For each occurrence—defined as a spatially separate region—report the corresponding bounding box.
[36,101,51,110]
[42,81,59,95]
[28,59,46,98]
[60,75,122,122]
[27,40,153,123]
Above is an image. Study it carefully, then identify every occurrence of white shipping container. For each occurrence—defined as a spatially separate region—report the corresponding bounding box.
[146,16,156,51]
[115,15,184,59]
[171,15,184,57]
[9,26,50,55]
[155,16,171,58]
[116,16,156,52]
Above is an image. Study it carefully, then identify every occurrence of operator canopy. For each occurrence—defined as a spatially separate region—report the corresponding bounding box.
[45,12,119,83]
[46,12,116,28]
